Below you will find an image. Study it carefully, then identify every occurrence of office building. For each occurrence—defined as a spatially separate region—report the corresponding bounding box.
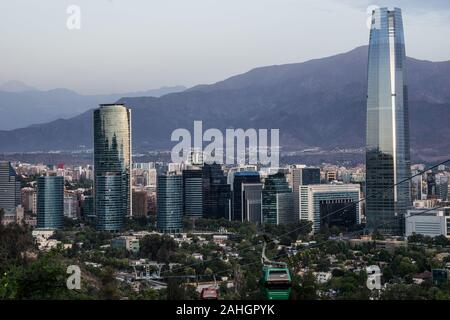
[0,161,21,212]
[64,193,79,219]
[300,184,361,233]
[82,195,94,217]
[202,163,231,219]
[21,187,35,213]
[182,169,203,218]
[276,192,295,225]
[366,7,411,235]
[37,176,64,229]
[157,173,183,233]
[262,172,294,225]
[94,104,131,231]
[436,174,449,201]
[426,172,436,198]
[132,190,148,217]
[411,168,424,201]
[292,167,320,220]
[405,207,450,238]
[232,171,260,221]
[241,183,263,223]
[325,171,337,182]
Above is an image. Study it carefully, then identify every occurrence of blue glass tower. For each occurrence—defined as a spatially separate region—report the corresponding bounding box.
[37,176,64,229]
[182,169,203,218]
[366,7,411,235]
[94,104,131,231]
[262,172,293,225]
[157,174,183,233]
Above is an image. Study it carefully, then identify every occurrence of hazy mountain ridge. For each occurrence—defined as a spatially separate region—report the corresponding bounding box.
[0,85,186,130]
[0,46,449,162]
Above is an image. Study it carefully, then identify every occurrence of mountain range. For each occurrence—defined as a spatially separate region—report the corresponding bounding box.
[0,46,449,162]
[0,83,186,130]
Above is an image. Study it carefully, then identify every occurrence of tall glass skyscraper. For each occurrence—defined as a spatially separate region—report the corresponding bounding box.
[157,173,183,233]
[182,169,203,218]
[0,161,21,212]
[262,172,293,225]
[202,163,231,219]
[94,104,131,231]
[232,171,260,221]
[37,176,64,229]
[366,7,411,235]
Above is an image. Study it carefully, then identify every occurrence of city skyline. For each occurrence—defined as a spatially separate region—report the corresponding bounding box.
[1,1,450,304]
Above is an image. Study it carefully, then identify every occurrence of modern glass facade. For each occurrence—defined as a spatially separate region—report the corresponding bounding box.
[366,7,411,235]
[202,163,231,219]
[232,171,260,221]
[157,174,183,233]
[182,169,203,218]
[276,192,294,225]
[242,183,263,223]
[83,195,94,217]
[37,176,64,229]
[262,172,293,225]
[319,199,357,231]
[94,104,131,231]
[0,161,21,212]
[300,184,361,233]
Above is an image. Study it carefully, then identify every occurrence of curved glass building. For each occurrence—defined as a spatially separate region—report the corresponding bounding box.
[366,7,411,235]
[37,176,64,229]
[94,104,131,231]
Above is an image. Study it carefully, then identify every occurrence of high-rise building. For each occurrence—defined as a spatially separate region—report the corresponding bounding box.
[366,7,411,235]
[132,190,148,217]
[241,183,263,223]
[0,161,21,212]
[426,172,436,198]
[64,193,79,219]
[21,187,35,213]
[202,163,231,219]
[82,195,94,217]
[292,167,320,220]
[182,169,203,218]
[436,174,449,201]
[93,104,131,231]
[276,192,294,225]
[300,184,361,233]
[232,171,260,221]
[157,173,183,233]
[37,176,64,229]
[410,168,424,201]
[262,172,294,225]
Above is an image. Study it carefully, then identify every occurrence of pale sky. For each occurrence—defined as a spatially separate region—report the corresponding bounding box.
[1,0,449,94]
